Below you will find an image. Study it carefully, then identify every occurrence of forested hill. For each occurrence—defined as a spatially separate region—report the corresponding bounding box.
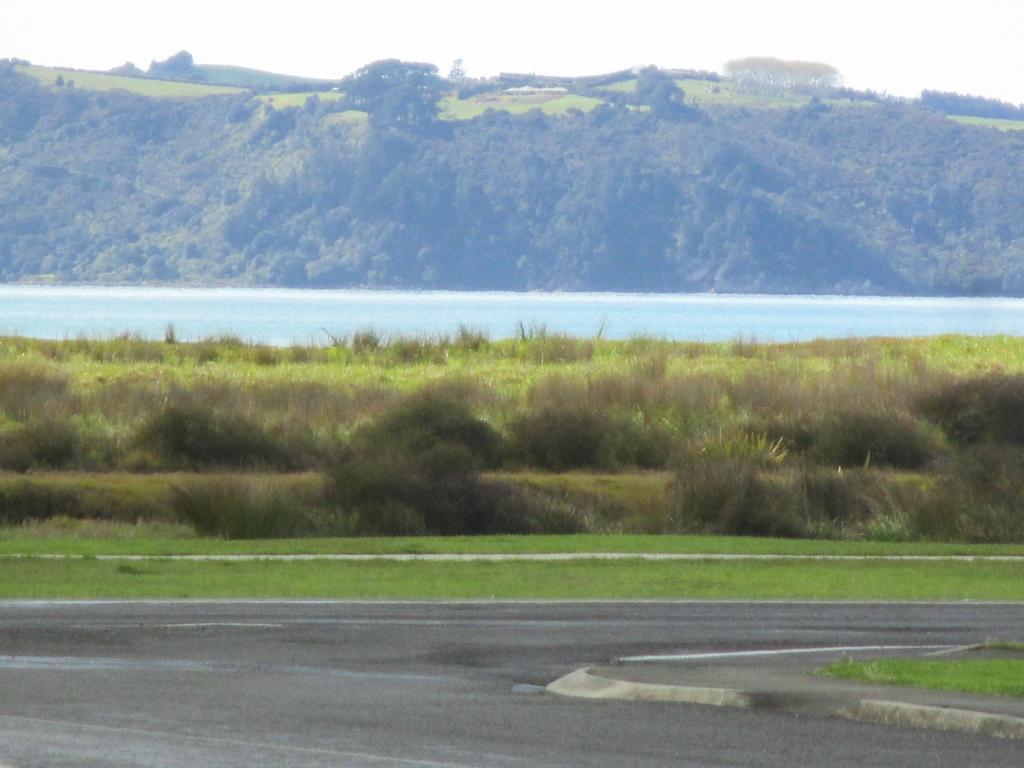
[3,60,1024,295]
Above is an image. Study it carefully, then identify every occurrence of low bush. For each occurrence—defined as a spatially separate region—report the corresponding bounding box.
[910,445,1024,542]
[672,456,809,538]
[353,392,503,469]
[133,405,292,469]
[508,407,613,470]
[751,411,939,470]
[331,394,580,535]
[0,473,175,525]
[671,456,897,539]
[508,407,674,471]
[0,418,78,472]
[333,444,543,536]
[918,374,1024,445]
[0,480,85,524]
[170,476,326,538]
[813,411,940,470]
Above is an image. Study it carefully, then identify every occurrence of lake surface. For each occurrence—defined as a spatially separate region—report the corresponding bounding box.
[2,286,1024,345]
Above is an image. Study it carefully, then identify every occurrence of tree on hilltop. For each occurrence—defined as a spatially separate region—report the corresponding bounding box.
[342,59,444,131]
[148,50,206,81]
[634,66,690,119]
[724,57,841,96]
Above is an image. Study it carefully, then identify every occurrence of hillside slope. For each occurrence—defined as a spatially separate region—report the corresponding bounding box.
[2,62,1023,294]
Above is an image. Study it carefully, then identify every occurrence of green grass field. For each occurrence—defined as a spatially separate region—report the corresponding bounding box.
[818,658,1024,698]
[948,115,1024,131]
[602,77,871,110]
[18,65,247,98]
[196,64,332,90]
[1,557,1021,600]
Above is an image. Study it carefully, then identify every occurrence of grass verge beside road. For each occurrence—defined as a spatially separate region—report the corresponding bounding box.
[819,658,1024,698]
[1,533,1022,558]
[1,558,1022,601]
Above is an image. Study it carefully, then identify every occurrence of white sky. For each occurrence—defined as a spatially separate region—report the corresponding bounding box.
[5,1,1024,103]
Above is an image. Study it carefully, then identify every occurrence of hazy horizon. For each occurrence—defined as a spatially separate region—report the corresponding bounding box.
[6,1,1024,104]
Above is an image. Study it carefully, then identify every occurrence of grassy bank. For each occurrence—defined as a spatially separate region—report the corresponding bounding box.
[1,333,1024,543]
[2,557,1022,601]
[818,657,1024,698]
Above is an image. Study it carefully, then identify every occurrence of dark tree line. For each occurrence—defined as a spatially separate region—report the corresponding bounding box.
[920,90,1024,121]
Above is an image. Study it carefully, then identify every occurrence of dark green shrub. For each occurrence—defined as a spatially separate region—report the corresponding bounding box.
[612,418,674,469]
[133,405,290,469]
[799,467,884,527]
[354,393,503,469]
[746,417,817,454]
[0,418,77,472]
[814,411,938,469]
[672,456,808,538]
[672,455,892,539]
[0,480,84,524]
[918,374,1024,445]
[171,477,321,538]
[910,444,1024,542]
[330,395,571,536]
[0,477,173,525]
[333,447,534,536]
[508,408,613,470]
[508,407,674,471]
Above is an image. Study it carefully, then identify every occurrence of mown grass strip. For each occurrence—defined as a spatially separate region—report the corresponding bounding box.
[1,559,1021,601]
[0,534,1021,558]
[818,658,1024,698]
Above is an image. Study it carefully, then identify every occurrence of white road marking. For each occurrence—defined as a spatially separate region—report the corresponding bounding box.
[618,644,956,663]
[1,552,1021,562]
[153,622,284,629]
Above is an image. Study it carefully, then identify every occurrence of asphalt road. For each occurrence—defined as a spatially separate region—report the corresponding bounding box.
[0,600,1022,767]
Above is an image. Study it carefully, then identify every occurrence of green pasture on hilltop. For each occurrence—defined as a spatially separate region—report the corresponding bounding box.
[18,65,246,97]
[195,64,332,90]
[602,76,871,110]
[948,115,1024,131]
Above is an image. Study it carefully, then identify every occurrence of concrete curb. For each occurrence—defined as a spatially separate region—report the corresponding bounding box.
[546,667,752,708]
[548,668,1024,740]
[840,699,1024,740]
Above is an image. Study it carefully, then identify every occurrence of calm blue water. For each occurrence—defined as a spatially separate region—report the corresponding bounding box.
[1,286,1023,345]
